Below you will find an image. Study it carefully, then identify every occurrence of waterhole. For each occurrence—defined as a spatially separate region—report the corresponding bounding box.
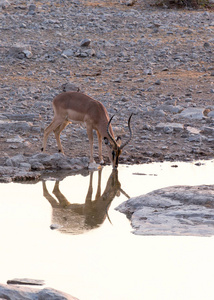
[0,160,214,300]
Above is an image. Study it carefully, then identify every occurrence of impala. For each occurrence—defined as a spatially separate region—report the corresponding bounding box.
[41,91,133,169]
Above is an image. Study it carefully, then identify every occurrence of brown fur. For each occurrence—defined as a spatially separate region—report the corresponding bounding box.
[42,92,117,165]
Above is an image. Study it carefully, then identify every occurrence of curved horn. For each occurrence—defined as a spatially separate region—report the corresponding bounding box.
[107,115,118,148]
[120,113,133,150]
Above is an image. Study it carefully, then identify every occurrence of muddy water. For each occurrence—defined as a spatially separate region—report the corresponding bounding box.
[0,160,214,300]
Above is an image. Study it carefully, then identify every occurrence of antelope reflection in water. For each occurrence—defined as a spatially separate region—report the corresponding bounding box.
[42,169,129,234]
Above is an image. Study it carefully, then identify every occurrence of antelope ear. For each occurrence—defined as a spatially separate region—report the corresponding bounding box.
[116,136,122,147]
[104,137,110,145]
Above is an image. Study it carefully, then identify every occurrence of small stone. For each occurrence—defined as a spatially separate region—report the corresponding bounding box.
[188,135,202,142]
[143,68,153,75]
[207,111,214,118]
[154,80,161,85]
[204,42,210,48]
[1,0,10,9]
[20,23,27,29]
[125,0,136,6]
[200,126,214,135]
[61,82,80,92]
[50,224,61,230]
[62,49,74,57]
[6,135,24,143]
[156,123,184,132]
[183,29,193,34]
[80,38,91,47]
[28,5,36,16]
[163,126,173,134]
[30,161,45,171]
[121,97,129,102]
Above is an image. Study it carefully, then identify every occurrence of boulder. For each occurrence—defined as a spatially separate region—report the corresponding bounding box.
[0,283,79,300]
[116,185,214,236]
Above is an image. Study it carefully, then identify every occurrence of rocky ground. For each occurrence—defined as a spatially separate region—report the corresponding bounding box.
[0,0,214,174]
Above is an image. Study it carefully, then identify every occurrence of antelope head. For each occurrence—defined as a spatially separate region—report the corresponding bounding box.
[104,113,133,169]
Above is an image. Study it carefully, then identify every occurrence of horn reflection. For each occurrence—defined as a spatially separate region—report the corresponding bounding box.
[42,169,129,235]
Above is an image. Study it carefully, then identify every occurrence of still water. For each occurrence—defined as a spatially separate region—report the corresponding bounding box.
[0,160,214,300]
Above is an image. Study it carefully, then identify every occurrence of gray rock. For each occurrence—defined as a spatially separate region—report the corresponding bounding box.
[0,0,10,9]
[80,38,91,47]
[200,126,214,135]
[0,166,14,182]
[28,4,36,15]
[116,185,214,236]
[0,283,79,300]
[6,135,24,143]
[0,114,8,120]
[3,153,88,180]
[176,107,206,120]
[74,48,95,57]
[207,111,214,118]
[154,79,161,85]
[5,154,26,167]
[23,49,33,58]
[61,49,74,57]
[125,0,136,6]
[186,126,200,135]
[19,162,31,170]
[9,44,33,59]
[143,68,153,75]
[4,113,38,121]
[30,160,45,171]
[0,120,32,132]
[0,165,41,182]
[7,278,44,286]
[152,109,166,117]
[61,83,80,92]
[188,134,203,142]
[156,123,184,133]
[159,104,183,114]
[30,153,88,171]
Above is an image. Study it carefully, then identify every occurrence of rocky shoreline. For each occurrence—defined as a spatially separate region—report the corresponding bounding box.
[0,152,89,182]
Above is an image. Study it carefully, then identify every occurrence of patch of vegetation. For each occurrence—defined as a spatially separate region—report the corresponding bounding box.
[154,0,214,8]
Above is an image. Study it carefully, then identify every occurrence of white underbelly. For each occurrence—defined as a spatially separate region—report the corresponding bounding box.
[67,109,85,123]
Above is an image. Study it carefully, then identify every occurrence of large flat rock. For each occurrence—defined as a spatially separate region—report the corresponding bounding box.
[0,283,79,300]
[116,185,214,236]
